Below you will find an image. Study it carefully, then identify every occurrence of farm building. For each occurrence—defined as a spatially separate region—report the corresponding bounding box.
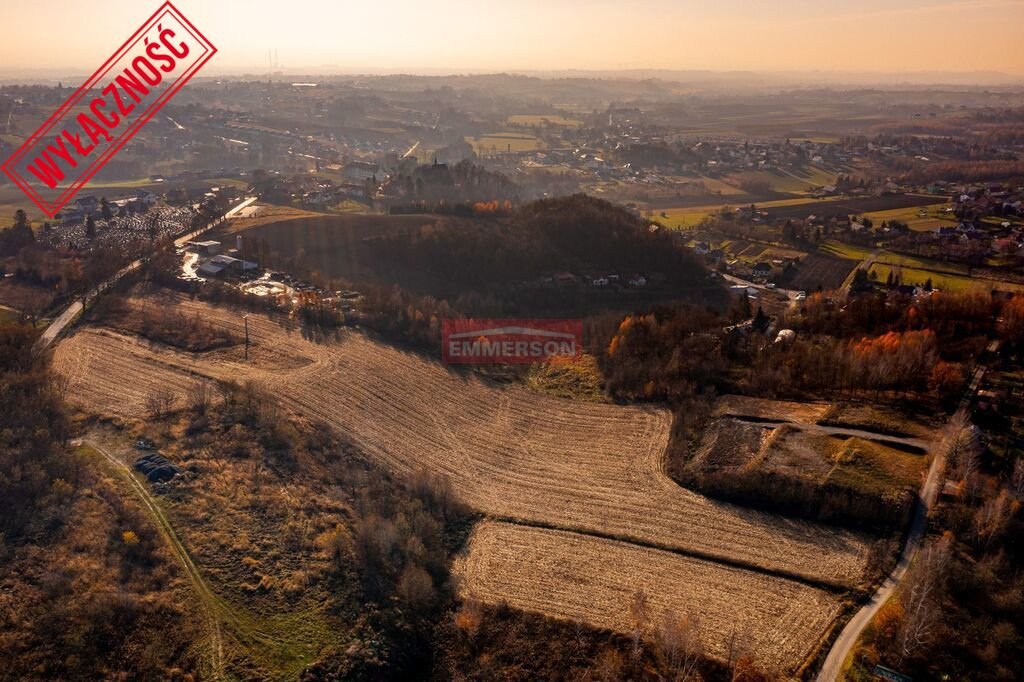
[188,240,222,256]
[197,254,259,277]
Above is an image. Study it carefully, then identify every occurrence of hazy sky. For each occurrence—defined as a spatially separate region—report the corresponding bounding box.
[2,0,1022,76]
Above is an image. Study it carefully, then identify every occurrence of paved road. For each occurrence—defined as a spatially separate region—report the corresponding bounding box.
[815,349,993,681]
[33,196,256,352]
[720,272,801,301]
[34,258,141,350]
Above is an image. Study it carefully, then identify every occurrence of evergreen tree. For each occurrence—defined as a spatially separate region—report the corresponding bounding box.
[734,292,752,321]
[752,306,769,332]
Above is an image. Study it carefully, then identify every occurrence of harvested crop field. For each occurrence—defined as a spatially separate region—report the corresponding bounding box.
[55,295,872,586]
[779,252,858,292]
[456,521,844,674]
[53,291,876,668]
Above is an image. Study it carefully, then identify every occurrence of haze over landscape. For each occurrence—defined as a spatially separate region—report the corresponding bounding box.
[2,0,1024,79]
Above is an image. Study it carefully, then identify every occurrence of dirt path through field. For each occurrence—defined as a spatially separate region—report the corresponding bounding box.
[81,433,324,680]
[83,438,228,679]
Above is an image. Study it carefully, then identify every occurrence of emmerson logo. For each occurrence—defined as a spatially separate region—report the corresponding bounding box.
[442,319,583,364]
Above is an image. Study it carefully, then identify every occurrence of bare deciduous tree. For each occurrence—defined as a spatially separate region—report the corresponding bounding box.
[594,647,625,682]
[724,623,755,673]
[146,387,176,420]
[628,589,650,664]
[187,379,213,415]
[897,534,951,663]
[973,489,1019,550]
[1010,458,1024,501]
[657,608,704,681]
[946,413,981,501]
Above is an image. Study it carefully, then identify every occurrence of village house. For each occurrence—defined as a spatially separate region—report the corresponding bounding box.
[197,254,259,278]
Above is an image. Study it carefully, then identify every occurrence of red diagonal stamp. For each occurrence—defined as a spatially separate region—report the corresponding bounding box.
[1,2,216,217]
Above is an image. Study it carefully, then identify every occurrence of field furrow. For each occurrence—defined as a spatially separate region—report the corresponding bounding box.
[456,521,843,673]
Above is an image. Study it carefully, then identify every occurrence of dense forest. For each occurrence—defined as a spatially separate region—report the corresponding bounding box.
[375,194,699,283]
[368,194,708,294]
[388,159,521,205]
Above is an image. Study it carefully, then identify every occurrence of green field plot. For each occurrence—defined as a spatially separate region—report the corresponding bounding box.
[731,166,837,193]
[760,246,808,261]
[0,307,19,324]
[867,263,1024,294]
[819,240,875,261]
[862,203,956,232]
[655,208,718,229]
[691,175,749,196]
[877,251,970,275]
[655,196,836,230]
[822,436,926,498]
[467,132,546,153]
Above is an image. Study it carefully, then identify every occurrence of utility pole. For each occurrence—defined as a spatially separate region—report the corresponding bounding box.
[243,314,250,360]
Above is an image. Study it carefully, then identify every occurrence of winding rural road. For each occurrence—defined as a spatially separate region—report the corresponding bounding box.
[815,347,993,681]
[33,196,257,352]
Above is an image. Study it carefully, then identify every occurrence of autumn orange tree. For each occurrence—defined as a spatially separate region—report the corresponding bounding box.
[846,329,938,396]
[998,294,1024,346]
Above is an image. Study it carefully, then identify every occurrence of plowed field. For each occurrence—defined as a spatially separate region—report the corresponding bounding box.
[456,521,844,673]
